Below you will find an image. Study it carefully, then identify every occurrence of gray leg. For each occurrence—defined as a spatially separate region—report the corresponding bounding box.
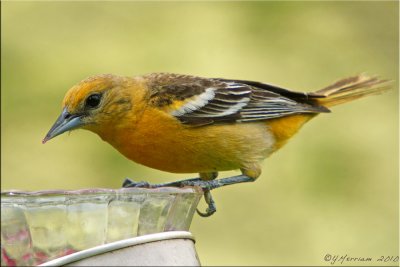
[122,175,256,217]
[123,175,255,190]
[122,177,202,188]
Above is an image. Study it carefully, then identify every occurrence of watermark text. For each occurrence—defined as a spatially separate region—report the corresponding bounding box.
[324,254,398,265]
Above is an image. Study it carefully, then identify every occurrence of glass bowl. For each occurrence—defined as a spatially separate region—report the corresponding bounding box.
[1,187,202,266]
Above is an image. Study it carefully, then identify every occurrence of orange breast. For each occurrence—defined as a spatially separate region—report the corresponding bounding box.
[102,107,277,174]
[98,103,316,174]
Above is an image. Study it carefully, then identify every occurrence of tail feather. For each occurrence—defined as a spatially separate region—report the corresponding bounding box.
[311,74,392,107]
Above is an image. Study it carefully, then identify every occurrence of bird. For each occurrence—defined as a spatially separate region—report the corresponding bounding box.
[43,72,391,216]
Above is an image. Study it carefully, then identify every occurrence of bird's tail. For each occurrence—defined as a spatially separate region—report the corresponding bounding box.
[310,74,392,108]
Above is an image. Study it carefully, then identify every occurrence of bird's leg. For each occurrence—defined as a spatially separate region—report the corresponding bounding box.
[122,174,256,217]
[176,174,256,189]
[122,177,202,188]
[123,174,255,190]
[123,167,259,217]
[122,172,217,188]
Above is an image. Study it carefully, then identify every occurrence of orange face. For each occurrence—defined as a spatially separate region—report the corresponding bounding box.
[43,74,139,143]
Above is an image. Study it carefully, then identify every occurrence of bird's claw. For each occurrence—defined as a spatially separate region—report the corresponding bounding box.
[122,178,219,217]
[180,179,219,191]
[122,178,151,188]
[196,190,217,217]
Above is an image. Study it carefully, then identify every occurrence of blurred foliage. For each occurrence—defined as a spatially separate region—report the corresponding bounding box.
[1,1,398,266]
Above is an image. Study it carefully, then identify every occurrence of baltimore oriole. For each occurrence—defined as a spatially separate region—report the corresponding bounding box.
[43,73,391,216]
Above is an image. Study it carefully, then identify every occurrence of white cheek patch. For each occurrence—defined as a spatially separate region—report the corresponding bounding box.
[171,87,216,116]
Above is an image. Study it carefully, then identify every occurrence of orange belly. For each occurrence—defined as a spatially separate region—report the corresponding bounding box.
[98,108,314,174]
[267,114,316,151]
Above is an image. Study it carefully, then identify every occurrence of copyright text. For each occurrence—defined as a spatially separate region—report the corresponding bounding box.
[324,254,399,265]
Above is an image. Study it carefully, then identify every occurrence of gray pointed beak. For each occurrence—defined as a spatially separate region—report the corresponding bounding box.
[42,108,84,144]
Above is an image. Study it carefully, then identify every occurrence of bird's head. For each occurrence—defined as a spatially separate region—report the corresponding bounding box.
[43,74,135,144]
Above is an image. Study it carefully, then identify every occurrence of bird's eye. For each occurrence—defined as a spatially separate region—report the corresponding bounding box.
[85,93,102,108]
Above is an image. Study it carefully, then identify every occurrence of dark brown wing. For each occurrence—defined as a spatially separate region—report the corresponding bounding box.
[146,73,330,126]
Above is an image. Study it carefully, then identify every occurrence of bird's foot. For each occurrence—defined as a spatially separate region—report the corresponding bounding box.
[122,178,151,188]
[196,190,216,217]
[122,175,255,217]
[122,177,222,190]
[122,177,217,216]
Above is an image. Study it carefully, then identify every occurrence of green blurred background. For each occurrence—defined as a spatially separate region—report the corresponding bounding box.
[1,1,398,266]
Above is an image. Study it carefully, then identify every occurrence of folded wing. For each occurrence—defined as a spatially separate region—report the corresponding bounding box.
[147,73,330,126]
